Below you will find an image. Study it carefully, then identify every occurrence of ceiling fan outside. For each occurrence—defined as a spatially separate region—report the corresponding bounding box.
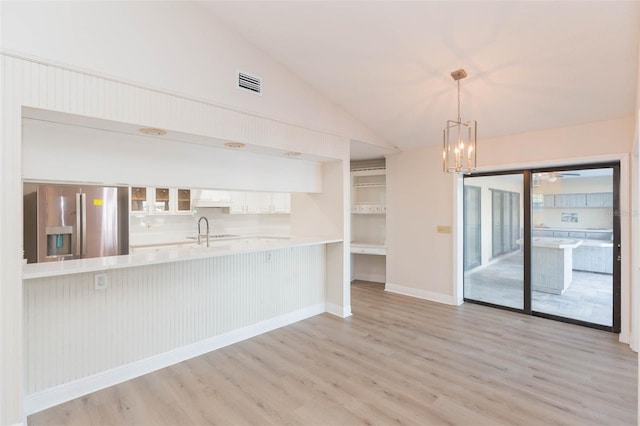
[534,171,580,182]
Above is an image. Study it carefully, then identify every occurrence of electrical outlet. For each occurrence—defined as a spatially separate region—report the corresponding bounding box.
[94,273,108,290]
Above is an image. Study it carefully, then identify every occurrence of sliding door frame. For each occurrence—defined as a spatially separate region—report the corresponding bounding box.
[528,162,620,333]
[462,169,528,314]
[463,162,620,333]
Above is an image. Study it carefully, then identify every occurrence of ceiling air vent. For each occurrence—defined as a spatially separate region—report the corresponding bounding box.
[237,71,262,95]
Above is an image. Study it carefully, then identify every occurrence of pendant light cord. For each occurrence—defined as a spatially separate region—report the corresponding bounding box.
[457,79,461,123]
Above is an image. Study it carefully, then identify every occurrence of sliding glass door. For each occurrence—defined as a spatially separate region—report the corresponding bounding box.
[531,167,617,328]
[463,173,525,310]
[463,164,620,332]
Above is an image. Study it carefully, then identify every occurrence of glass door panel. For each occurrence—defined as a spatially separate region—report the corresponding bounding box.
[464,174,524,310]
[531,168,614,327]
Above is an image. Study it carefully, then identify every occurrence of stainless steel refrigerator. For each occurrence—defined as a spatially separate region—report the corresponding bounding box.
[24,184,129,263]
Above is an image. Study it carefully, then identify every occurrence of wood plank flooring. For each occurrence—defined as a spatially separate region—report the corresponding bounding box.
[29,281,637,425]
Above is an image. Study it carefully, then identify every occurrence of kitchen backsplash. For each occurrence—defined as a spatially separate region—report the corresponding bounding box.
[129,208,290,245]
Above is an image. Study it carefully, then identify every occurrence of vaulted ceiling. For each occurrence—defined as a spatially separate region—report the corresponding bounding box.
[200,1,639,159]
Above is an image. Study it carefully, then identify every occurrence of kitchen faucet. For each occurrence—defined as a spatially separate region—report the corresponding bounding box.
[197,216,210,247]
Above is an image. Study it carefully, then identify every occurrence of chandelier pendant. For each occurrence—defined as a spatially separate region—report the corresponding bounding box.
[443,69,477,174]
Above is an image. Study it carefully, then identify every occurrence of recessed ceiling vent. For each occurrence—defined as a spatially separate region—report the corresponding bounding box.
[237,71,262,95]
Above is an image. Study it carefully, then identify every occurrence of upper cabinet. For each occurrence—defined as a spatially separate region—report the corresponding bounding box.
[176,189,192,212]
[553,193,586,208]
[130,187,192,215]
[542,192,613,208]
[269,192,292,214]
[130,187,149,213]
[131,187,290,215]
[586,192,613,207]
[229,191,290,214]
[154,188,171,213]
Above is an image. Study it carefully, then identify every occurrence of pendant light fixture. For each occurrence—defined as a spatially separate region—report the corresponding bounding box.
[442,69,477,174]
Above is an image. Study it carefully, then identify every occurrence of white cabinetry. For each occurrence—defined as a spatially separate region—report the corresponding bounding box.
[543,192,613,208]
[586,192,613,207]
[229,191,290,214]
[263,192,291,214]
[230,191,260,214]
[130,187,192,215]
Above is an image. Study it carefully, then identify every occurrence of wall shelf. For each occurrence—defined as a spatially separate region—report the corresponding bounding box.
[351,166,387,283]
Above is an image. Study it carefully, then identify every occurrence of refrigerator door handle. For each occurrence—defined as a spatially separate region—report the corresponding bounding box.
[81,193,87,256]
[75,193,82,256]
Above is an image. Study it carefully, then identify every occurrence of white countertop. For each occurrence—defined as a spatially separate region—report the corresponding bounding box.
[351,241,386,249]
[24,236,342,280]
[531,238,582,249]
[129,233,289,249]
[533,227,613,233]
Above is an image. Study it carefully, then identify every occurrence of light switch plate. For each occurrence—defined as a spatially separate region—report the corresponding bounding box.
[94,273,108,290]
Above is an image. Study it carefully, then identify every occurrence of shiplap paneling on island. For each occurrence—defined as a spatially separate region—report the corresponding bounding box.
[5,53,349,160]
[23,245,326,398]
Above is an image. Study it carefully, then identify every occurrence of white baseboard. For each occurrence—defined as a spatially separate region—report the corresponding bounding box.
[325,302,352,318]
[385,283,456,305]
[24,303,326,416]
[353,272,385,283]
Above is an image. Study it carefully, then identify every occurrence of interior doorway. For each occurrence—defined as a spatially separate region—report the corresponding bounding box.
[462,163,620,332]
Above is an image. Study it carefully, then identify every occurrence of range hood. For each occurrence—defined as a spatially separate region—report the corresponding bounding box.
[192,189,232,207]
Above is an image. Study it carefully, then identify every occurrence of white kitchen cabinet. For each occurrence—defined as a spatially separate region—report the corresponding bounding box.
[586,192,613,207]
[543,194,555,207]
[260,192,291,214]
[130,187,149,213]
[230,191,290,214]
[230,191,260,214]
[541,192,612,208]
[176,189,192,213]
[153,187,171,213]
[554,193,586,208]
[130,187,192,215]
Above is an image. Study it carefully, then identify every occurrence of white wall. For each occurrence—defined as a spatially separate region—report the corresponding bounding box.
[386,146,457,304]
[1,0,388,150]
[386,116,634,322]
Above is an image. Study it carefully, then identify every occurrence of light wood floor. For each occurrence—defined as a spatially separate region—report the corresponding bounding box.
[29,281,637,425]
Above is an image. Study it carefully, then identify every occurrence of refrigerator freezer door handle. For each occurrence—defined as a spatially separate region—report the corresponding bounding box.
[81,193,87,256]
[75,193,82,256]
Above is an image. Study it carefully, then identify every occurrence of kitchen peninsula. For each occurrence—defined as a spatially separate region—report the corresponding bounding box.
[22,235,341,411]
[530,237,582,295]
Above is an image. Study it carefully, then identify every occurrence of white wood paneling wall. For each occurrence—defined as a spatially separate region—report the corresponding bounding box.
[1,52,349,424]
[6,54,349,159]
[24,246,325,402]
